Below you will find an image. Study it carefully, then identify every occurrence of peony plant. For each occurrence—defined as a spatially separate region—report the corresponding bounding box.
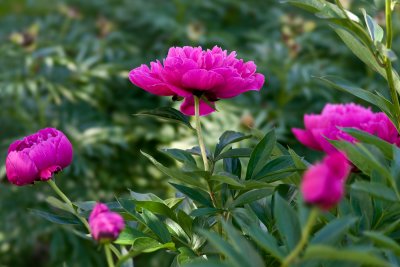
[5,1,400,267]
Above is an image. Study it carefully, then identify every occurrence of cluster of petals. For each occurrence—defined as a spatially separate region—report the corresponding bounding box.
[301,152,351,210]
[6,128,73,186]
[129,46,265,116]
[292,103,400,153]
[89,203,125,242]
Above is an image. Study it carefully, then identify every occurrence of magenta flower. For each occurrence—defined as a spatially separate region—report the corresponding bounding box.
[292,103,399,153]
[301,152,351,210]
[89,203,125,242]
[6,128,73,186]
[129,46,265,116]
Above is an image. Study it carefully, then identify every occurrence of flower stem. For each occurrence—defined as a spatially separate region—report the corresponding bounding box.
[105,243,115,267]
[385,0,400,129]
[194,96,210,171]
[194,97,218,207]
[281,208,319,267]
[47,179,90,230]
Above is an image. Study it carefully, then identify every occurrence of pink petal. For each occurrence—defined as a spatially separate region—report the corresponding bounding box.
[292,128,322,150]
[6,151,38,186]
[180,96,216,116]
[129,66,174,96]
[181,69,224,91]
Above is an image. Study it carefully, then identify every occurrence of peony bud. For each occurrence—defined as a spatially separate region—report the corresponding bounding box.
[301,152,351,210]
[6,128,73,186]
[89,203,125,242]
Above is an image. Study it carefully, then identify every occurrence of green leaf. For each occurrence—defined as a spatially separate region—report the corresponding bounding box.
[30,209,79,225]
[161,148,197,166]
[164,197,185,210]
[364,231,400,255]
[132,237,175,253]
[362,9,384,42]
[246,130,276,180]
[135,201,177,221]
[215,148,252,161]
[318,76,394,117]
[115,226,148,245]
[341,128,394,159]
[141,209,171,243]
[46,196,74,213]
[190,207,219,217]
[253,156,296,182]
[214,131,251,157]
[244,224,285,260]
[311,216,357,245]
[223,156,242,178]
[303,245,392,267]
[220,222,265,267]
[141,151,206,189]
[330,140,392,182]
[135,107,194,129]
[210,173,244,188]
[232,189,273,207]
[351,181,398,202]
[169,183,213,207]
[274,193,301,251]
[130,190,164,202]
[198,230,252,267]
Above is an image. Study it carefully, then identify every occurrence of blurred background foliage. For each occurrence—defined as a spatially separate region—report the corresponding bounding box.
[1,0,399,266]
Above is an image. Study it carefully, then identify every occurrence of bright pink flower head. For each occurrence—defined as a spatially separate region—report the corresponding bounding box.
[292,103,399,153]
[6,128,73,186]
[129,46,265,116]
[89,203,125,242]
[301,152,351,210]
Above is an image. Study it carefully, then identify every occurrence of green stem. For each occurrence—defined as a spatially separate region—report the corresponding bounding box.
[47,179,90,230]
[281,208,319,267]
[105,243,115,267]
[385,0,400,129]
[194,96,210,171]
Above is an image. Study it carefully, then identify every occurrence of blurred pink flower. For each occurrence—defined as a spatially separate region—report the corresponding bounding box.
[89,203,125,242]
[129,46,265,116]
[301,152,350,210]
[292,103,399,153]
[6,128,73,186]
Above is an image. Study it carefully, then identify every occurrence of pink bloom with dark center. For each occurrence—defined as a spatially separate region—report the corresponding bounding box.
[89,203,125,242]
[292,103,399,153]
[129,46,265,116]
[6,128,73,186]
[301,152,351,210]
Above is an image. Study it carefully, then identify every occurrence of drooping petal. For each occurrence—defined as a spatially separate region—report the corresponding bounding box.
[292,128,321,150]
[180,96,215,116]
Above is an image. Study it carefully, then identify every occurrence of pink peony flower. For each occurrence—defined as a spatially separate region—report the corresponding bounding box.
[292,103,399,153]
[129,46,265,116]
[6,128,73,186]
[89,203,125,242]
[301,152,351,210]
